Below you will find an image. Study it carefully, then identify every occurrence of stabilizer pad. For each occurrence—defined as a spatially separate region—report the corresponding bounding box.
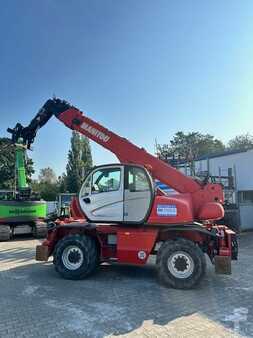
[215,255,231,275]
[36,245,49,261]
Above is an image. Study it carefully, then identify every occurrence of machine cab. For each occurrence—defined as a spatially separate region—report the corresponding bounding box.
[79,164,154,223]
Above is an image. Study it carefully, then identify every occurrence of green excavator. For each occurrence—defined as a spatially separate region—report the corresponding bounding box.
[0,137,47,241]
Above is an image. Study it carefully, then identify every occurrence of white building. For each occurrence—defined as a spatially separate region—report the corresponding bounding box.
[179,149,253,231]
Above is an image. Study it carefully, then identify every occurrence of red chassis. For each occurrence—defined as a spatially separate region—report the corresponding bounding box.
[37,215,237,273]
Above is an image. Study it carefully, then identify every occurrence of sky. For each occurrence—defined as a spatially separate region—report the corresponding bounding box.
[0,1,253,177]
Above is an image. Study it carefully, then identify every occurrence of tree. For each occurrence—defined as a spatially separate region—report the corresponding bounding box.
[32,167,59,201]
[38,167,57,184]
[66,131,93,193]
[58,173,67,193]
[0,138,34,189]
[32,180,59,201]
[228,133,253,151]
[157,131,225,174]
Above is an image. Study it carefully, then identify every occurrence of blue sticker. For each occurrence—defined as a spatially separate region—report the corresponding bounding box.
[157,204,177,217]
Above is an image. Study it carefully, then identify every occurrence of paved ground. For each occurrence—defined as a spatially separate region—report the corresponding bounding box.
[0,233,252,338]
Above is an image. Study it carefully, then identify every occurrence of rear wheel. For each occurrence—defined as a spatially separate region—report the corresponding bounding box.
[0,225,11,241]
[157,238,206,289]
[53,234,99,280]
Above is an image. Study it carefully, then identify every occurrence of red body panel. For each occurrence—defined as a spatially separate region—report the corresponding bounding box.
[198,202,224,221]
[216,226,234,257]
[148,193,193,224]
[70,197,85,219]
[116,227,158,264]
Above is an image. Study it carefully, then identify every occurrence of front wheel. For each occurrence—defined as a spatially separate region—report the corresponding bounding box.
[53,234,99,280]
[156,238,206,289]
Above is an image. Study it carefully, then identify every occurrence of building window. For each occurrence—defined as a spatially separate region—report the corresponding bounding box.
[238,191,253,204]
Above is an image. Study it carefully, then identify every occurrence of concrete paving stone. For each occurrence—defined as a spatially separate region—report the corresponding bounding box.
[0,233,252,337]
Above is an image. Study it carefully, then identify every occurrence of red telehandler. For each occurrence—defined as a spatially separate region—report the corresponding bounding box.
[8,98,238,289]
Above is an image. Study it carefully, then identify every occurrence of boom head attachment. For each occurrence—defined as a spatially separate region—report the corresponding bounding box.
[7,123,33,148]
[7,98,72,149]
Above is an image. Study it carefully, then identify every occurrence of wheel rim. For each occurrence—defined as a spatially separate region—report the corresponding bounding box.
[167,251,194,279]
[62,245,84,270]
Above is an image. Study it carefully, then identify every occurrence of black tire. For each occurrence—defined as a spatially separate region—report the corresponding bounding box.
[0,225,11,241]
[156,238,206,289]
[53,234,99,280]
[32,222,48,239]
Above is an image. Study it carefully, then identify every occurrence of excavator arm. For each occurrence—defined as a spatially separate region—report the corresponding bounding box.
[7,99,70,149]
[7,98,224,218]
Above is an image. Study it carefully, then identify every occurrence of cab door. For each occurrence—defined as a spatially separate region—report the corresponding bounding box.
[79,166,124,222]
[123,166,154,223]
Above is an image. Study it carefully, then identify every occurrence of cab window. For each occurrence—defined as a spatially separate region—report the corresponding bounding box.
[92,168,121,194]
[127,167,150,192]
